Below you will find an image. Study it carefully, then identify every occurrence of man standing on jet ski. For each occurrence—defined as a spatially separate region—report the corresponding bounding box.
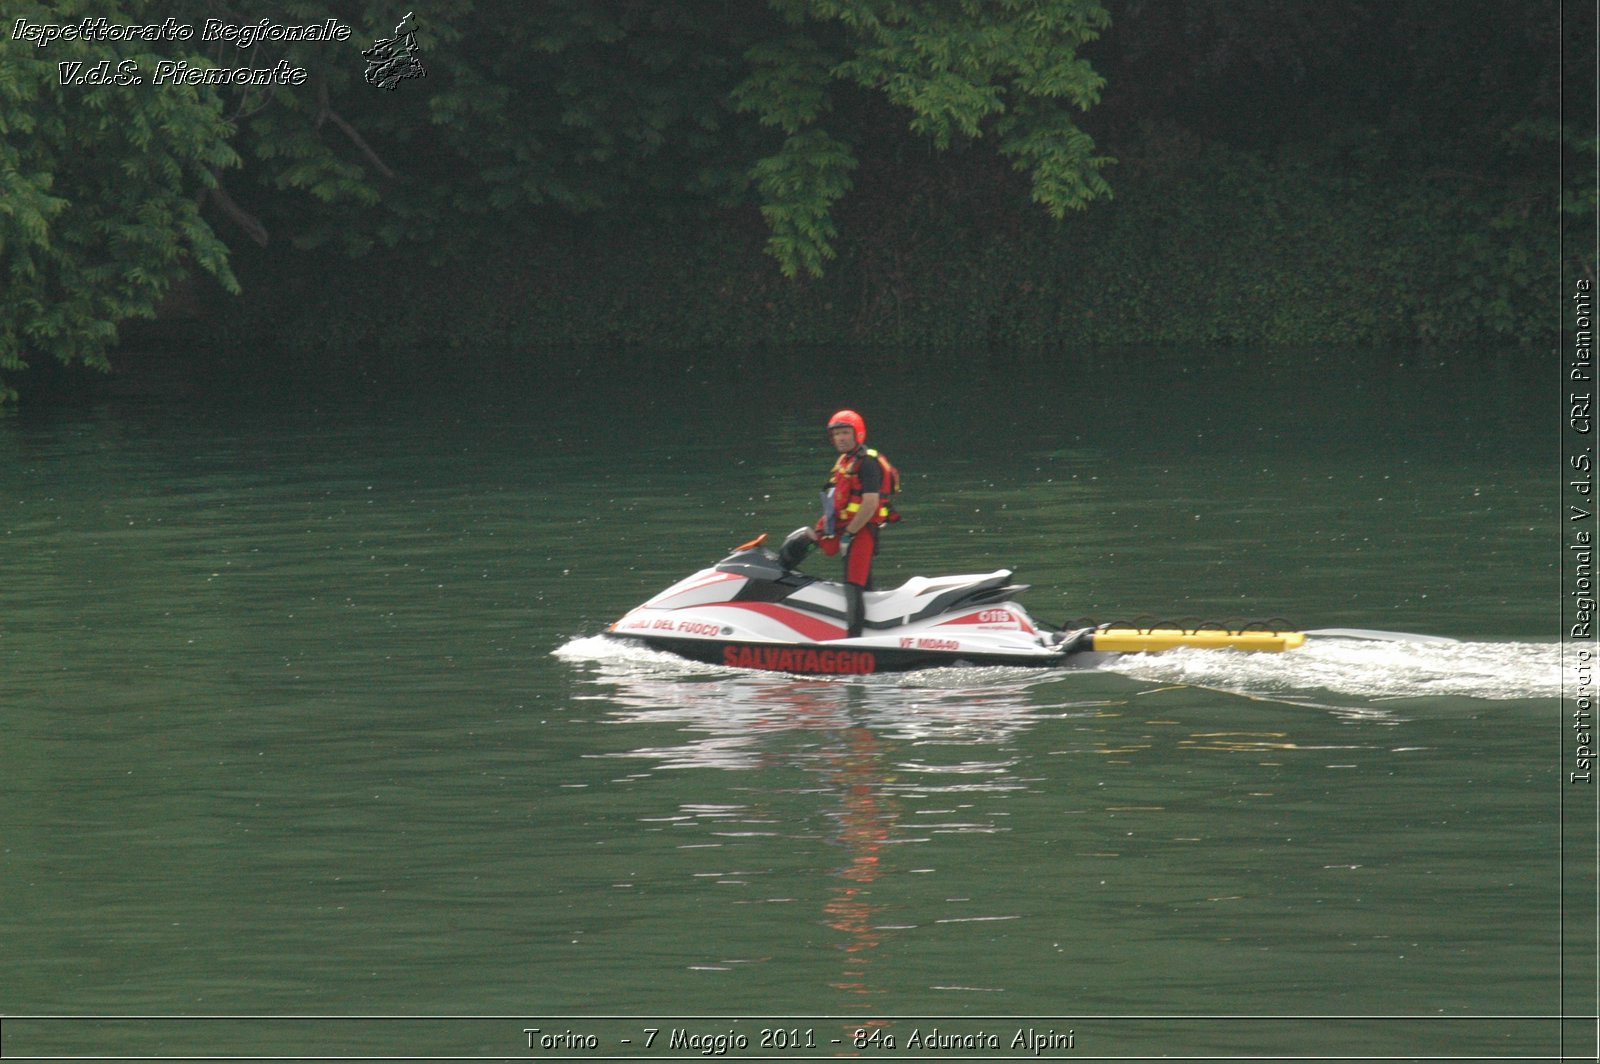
[778,409,900,637]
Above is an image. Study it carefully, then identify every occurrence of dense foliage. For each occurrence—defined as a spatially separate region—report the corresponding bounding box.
[207,119,1559,365]
[1,0,241,402]
[1,0,1117,398]
[0,0,1582,401]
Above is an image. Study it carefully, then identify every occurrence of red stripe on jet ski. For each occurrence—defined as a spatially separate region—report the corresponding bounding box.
[717,602,847,641]
[677,572,744,594]
[656,571,744,605]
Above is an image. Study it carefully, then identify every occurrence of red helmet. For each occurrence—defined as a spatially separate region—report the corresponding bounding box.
[827,409,866,445]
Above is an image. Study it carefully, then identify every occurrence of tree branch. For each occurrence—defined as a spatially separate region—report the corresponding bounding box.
[317,77,398,180]
[205,177,269,247]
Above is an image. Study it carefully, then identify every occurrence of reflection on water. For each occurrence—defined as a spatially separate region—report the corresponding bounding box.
[562,637,1119,1007]
[553,627,1556,1021]
[1,360,1562,1051]
[568,637,1071,761]
[821,724,895,1008]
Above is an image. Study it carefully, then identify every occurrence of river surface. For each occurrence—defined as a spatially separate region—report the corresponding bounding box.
[0,350,1578,1059]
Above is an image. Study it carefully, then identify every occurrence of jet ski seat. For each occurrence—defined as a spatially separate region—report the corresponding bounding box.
[864,571,1023,626]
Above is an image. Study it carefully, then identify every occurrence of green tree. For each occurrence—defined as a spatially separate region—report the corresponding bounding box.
[731,0,1114,275]
[0,0,1114,399]
[0,0,239,403]
[366,0,1116,274]
[0,0,410,400]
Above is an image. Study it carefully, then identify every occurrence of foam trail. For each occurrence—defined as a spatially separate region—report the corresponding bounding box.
[1105,636,1560,702]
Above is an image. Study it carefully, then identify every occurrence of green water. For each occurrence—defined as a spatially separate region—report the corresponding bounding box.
[0,351,1582,1059]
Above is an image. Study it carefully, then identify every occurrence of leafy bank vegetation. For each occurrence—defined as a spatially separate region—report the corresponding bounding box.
[0,0,1584,400]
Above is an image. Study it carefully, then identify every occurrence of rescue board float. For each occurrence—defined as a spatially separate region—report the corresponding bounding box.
[606,535,1305,676]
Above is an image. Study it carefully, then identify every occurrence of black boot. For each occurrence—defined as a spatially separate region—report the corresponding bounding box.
[844,583,865,639]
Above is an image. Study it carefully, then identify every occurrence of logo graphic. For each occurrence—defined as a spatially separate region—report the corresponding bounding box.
[362,11,425,91]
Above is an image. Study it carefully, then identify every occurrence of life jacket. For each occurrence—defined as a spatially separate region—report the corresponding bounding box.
[828,446,901,527]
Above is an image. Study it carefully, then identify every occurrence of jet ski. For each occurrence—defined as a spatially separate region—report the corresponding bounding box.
[606,534,1306,676]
